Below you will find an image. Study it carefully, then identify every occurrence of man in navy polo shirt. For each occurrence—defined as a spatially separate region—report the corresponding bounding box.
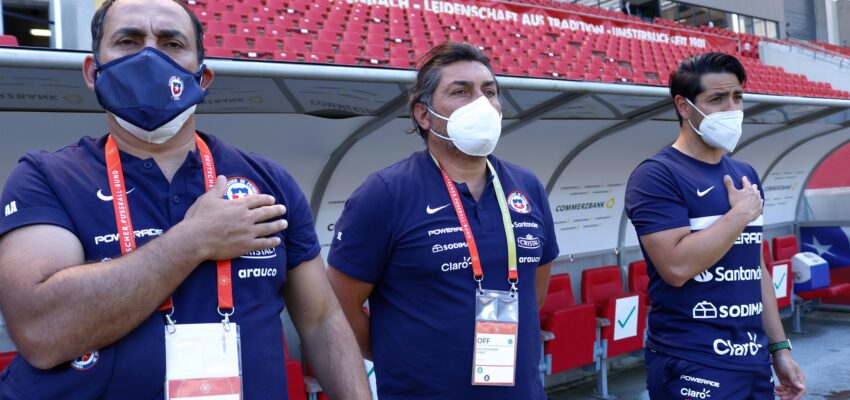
[625,53,805,399]
[326,42,559,399]
[0,0,370,399]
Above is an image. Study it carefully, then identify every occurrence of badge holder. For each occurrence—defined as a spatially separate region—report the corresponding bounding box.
[164,308,243,399]
[472,284,519,386]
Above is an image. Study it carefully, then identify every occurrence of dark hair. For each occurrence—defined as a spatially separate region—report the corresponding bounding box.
[407,42,497,140]
[91,0,205,65]
[669,52,746,126]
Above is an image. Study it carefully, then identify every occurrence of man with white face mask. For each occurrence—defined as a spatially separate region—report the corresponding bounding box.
[625,53,805,400]
[0,0,370,398]
[326,42,558,399]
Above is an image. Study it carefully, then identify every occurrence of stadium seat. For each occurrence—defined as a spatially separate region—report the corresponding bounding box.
[582,266,647,398]
[0,351,15,371]
[772,235,799,261]
[762,241,773,264]
[582,266,647,349]
[627,260,650,306]
[539,274,597,374]
[771,235,850,332]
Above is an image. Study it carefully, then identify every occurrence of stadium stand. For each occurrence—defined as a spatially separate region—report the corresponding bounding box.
[181,0,849,99]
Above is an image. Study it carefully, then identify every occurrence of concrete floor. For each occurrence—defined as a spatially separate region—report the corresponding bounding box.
[548,310,850,400]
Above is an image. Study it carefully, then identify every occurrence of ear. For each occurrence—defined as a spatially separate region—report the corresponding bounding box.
[200,65,214,90]
[82,55,97,91]
[413,102,431,132]
[674,95,692,124]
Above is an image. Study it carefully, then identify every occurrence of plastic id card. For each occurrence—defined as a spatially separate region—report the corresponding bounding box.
[165,323,242,399]
[472,289,519,386]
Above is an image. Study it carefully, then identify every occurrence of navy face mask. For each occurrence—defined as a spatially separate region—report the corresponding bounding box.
[94,47,207,143]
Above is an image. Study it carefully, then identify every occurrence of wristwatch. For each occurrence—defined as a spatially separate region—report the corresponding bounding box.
[768,339,792,353]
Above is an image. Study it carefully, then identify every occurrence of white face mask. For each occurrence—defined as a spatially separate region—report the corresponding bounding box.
[686,98,744,153]
[114,105,197,144]
[428,96,503,157]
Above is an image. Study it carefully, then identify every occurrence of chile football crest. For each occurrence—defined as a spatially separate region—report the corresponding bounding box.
[70,351,99,370]
[169,76,183,100]
[507,191,531,214]
[225,177,260,200]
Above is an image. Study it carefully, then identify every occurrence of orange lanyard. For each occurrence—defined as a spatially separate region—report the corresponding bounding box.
[104,134,234,321]
[433,157,518,292]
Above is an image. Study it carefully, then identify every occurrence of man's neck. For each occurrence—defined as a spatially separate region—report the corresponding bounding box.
[428,137,488,201]
[672,126,724,164]
[108,116,198,182]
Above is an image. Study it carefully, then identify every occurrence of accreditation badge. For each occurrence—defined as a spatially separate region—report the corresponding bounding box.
[164,323,243,399]
[472,289,519,386]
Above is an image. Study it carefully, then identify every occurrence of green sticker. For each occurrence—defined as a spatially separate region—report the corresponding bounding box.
[508,339,514,345]
[477,367,483,373]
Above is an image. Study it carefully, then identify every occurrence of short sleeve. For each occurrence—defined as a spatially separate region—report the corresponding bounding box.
[536,180,559,266]
[327,173,394,284]
[272,167,320,270]
[625,160,690,236]
[0,155,75,237]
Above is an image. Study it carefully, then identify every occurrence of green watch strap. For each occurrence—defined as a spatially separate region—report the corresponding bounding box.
[768,339,792,353]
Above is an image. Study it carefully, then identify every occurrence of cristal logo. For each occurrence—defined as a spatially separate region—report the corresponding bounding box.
[713,332,763,356]
[681,387,711,398]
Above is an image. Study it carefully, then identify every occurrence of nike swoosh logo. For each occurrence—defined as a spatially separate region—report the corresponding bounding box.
[97,188,136,201]
[697,186,715,197]
[426,204,450,214]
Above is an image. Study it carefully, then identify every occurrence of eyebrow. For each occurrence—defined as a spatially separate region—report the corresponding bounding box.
[706,89,743,97]
[447,80,497,87]
[109,27,190,43]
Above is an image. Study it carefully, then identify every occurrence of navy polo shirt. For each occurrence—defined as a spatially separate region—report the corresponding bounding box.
[328,150,559,399]
[625,146,769,371]
[0,132,320,399]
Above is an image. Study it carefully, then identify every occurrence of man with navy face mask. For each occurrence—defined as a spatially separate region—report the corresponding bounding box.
[326,42,559,399]
[0,0,370,399]
[625,53,806,400]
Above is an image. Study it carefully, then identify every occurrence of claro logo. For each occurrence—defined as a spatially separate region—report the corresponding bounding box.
[713,332,763,356]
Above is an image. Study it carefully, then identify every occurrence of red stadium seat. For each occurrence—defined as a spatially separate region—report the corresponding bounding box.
[772,235,799,261]
[205,47,235,58]
[627,260,650,306]
[762,241,773,264]
[539,274,597,374]
[581,266,647,358]
[0,351,16,371]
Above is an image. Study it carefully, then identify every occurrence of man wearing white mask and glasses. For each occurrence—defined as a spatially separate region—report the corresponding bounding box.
[0,0,370,398]
[326,42,558,399]
[625,53,806,400]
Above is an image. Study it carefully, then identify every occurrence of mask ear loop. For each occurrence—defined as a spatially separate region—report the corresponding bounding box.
[426,106,454,141]
[685,98,707,136]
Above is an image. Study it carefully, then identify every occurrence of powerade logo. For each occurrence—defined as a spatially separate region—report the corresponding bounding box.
[693,266,761,283]
[680,375,720,388]
[713,332,763,356]
[94,228,163,245]
[734,232,762,245]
